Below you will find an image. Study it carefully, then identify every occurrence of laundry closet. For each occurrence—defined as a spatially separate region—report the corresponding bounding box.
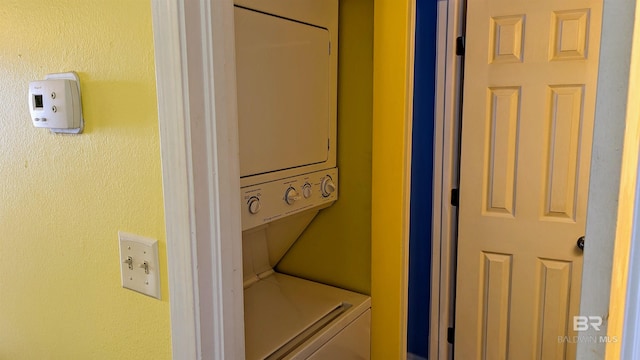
[234,0,373,358]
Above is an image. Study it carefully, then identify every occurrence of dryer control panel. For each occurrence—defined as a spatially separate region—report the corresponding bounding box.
[240,168,338,231]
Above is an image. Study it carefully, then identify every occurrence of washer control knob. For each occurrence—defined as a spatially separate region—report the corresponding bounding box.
[321,176,336,197]
[285,187,300,205]
[247,197,261,214]
[302,183,312,199]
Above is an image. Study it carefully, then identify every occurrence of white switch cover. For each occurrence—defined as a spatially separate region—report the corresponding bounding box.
[118,231,161,299]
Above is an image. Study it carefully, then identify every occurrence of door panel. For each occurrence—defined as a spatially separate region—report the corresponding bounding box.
[454,0,602,359]
[485,86,520,216]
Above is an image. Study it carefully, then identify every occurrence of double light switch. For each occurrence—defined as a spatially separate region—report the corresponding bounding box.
[118,231,161,299]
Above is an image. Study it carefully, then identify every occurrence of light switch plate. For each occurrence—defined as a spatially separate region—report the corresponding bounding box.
[118,231,161,299]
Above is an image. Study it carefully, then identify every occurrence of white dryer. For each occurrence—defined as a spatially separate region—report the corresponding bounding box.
[234,1,371,359]
[235,0,338,188]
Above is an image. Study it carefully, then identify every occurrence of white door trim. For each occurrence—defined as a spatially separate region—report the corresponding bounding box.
[151,1,245,359]
[621,162,640,358]
[620,3,640,357]
[578,0,637,358]
[430,0,463,359]
[608,1,640,358]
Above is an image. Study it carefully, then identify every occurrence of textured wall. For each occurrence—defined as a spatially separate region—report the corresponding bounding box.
[276,0,374,295]
[370,0,415,358]
[0,1,170,358]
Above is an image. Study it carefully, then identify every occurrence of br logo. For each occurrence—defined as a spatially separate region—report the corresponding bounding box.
[573,316,603,331]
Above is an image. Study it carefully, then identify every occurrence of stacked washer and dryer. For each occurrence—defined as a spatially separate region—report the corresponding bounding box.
[234,0,372,359]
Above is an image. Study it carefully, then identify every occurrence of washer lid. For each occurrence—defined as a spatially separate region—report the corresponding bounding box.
[243,272,368,360]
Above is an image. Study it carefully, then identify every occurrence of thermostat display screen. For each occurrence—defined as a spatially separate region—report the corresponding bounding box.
[33,94,43,109]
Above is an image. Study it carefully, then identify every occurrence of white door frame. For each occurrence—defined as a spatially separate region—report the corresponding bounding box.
[429,0,464,359]
[430,0,640,359]
[577,1,638,358]
[151,0,245,359]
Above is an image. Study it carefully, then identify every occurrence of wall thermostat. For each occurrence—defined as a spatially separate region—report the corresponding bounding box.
[28,71,84,134]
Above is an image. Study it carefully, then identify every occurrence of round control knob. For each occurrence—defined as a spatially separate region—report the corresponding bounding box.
[302,183,312,199]
[285,187,301,205]
[247,197,261,214]
[321,176,336,197]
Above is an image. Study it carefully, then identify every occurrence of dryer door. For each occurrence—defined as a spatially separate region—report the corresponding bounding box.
[235,6,331,178]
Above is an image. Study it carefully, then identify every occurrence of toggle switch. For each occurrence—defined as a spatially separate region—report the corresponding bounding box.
[139,261,150,274]
[124,256,133,270]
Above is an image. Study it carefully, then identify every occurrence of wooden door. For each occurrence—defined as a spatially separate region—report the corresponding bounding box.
[454,0,603,358]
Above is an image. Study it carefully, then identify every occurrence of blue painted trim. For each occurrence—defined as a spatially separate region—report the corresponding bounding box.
[407,0,438,357]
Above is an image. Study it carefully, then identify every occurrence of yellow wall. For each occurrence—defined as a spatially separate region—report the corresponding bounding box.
[371,0,415,358]
[0,1,170,359]
[276,0,374,295]
[278,0,415,357]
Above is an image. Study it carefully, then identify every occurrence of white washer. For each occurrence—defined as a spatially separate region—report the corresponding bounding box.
[240,171,371,359]
[244,273,370,359]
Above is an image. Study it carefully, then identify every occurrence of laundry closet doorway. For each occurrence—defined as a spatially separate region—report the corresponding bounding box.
[150,0,640,359]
